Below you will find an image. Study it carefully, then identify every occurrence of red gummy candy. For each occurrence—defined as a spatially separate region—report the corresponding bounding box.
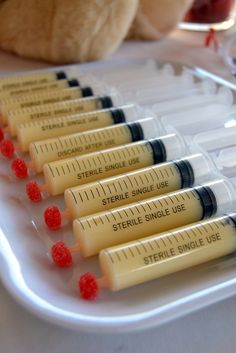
[0,128,4,142]
[79,272,99,300]
[0,139,14,158]
[51,241,72,267]
[26,181,42,202]
[44,206,61,230]
[11,158,28,178]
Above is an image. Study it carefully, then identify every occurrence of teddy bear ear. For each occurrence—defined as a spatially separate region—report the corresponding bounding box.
[0,0,139,64]
[127,0,193,40]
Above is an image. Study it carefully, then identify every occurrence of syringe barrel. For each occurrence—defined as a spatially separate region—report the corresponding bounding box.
[99,213,236,291]
[73,182,219,257]
[43,134,184,196]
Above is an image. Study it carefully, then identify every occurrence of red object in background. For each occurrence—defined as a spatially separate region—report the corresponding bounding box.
[185,0,235,23]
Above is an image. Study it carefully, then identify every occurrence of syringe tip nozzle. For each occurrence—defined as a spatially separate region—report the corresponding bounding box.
[44,206,61,230]
[51,241,73,268]
[26,180,42,202]
[0,128,4,142]
[11,158,28,179]
[0,139,14,158]
[79,272,99,300]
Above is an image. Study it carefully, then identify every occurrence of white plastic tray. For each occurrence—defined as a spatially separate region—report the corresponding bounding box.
[1,59,236,333]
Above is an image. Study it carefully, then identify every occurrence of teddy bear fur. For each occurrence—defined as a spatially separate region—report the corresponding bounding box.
[0,0,193,64]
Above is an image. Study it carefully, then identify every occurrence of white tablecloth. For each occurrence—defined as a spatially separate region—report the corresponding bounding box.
[1,29,236,353]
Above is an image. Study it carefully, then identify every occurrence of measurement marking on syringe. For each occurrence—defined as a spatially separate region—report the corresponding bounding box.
[117,211,123,220]
[123,209,129,218]
[148,241,154,251]
[89,189,95,200]
[154,239,161,249]
[208,223,214,231]
[202,225,208,233]
[84,191,89,201]
[105,250,114,264]
[71,163,76,172]
[184,230,191,240]
[151,201,158,209]
[167,236,173,245]
[138,240,148,253]
[109,210,117,222]
[61,166,66,175]
[159,169,164,179]
[174,195,180,203]
[33,143,39,154]
[135,245,141,255]
[168,196,174,205]
[81,159,87,170]
[95,187,101,198]
[214,222,220,229]
[177,231,185,242]
[134,206,141,214]
[48,164,55,178]
[66,164,71,174]
[121,150,126,159]
[115,252,121,262]
[160,237,167,248]
[92,218,98,226]
[171,233,179,243]
[98,181,106,196]
[165,169,170,178]
[98,216,104,225]
[85,219,92,229]
[220,220,226,227]
[128,247,135,257]
[129,208,135,216]
[55,167,60,177]
[197,227,203,235]
[122,249,128,260]
[70,189,78,204]
[144,174,149,184]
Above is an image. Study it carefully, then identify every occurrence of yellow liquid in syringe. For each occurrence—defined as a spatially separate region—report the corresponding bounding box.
[64,160,187,218]
[7,95,113,135]
[40,134,182,197]
[29,121,143,172]
[73,182,219,257]
[1,86,87,116]
[17,108,124,151]
[0,70,66,91]
[0,79,74,100]
[98,214,236,291]
[44,140,155,196]
[0,80,79,125]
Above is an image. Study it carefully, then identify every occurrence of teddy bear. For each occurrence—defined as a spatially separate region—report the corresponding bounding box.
[0,0,193,64]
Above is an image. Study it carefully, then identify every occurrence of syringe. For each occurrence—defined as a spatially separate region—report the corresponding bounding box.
[0,78,85,105]
[0,69,69,91]
[4,93,118,136]
[78,212,236,300]
[0,80,96,125]
[44,153,212,230]
[11,117,161,177]
[1,104,146,158]
[26,133,185,201]
[50,178,234,267]
[1,74,213,137]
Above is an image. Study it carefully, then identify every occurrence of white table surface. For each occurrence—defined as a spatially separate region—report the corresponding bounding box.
[1,29,236,353]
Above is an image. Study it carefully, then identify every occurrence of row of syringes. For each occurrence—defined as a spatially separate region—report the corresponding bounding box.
[1,62,236,300]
